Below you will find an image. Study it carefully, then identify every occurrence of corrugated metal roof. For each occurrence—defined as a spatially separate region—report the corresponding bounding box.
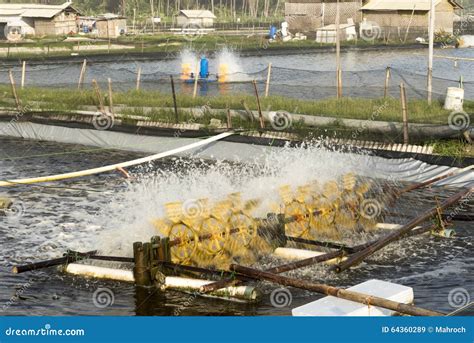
[361,0,461,11]
[0,2,79,18]
[179,10,216,18]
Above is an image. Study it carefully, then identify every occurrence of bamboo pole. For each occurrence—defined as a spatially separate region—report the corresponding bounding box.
[8,70,21,112]
[107,78,114,115]
[92,79,105,113]
[193,61,199,98]
[252,80,265,129]
[21,61,26,89]
[136,66,142,91]
[226,108,232,129]
[335,187,473,273]
[170,75,179,123]
[12,250,97,274]
[384,67,391,98]
[427,0,435,104]
[201,224,439,293]
[335,0,342,99]
[264,62,272,97]
[400,82,409,144]
[78,59,87,89]
[231,264,444,316]
[394,165,474,198]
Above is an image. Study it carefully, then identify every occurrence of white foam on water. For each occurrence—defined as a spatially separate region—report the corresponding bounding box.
[90,142,376,256]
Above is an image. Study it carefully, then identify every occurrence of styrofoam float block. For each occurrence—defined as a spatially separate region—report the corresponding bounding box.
[292,279,414,317]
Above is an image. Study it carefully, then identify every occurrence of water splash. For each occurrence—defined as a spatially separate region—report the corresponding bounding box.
[92,142,376,256]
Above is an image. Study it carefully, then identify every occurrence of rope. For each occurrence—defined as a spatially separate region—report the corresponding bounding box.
[0,131,234,187]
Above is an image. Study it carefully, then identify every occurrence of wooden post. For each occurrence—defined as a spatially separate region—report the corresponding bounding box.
[136,66,141,91]
[133,242,152,286]
[384,67,391,98]
[226,107,232,129]
[193,61,199,98]
[8,70,21,111]
[399,82,409,144]
[231,264,444,316]
[92,79,106,113]
[107,78,114,115]
[427,0,435,104]
[264,62,272,98]
[335,0,342,99]
[335,187,472,273]
[170,75,179,123]
[252,80,265,129]
[78,59,87,89]
[21,61,26,89]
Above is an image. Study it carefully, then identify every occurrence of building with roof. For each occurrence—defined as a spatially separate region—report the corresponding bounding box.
[78,14,127,38]
[361,0,463,36]
[0,2,80,40]
[285,0,363,33]
[176,10,216,28]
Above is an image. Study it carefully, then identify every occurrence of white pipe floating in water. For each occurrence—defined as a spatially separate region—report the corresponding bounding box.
[65,263,135,282]
[273,247,347,265]
[160,276,261,302]
[64,263,259,302]
[0,131,234,187]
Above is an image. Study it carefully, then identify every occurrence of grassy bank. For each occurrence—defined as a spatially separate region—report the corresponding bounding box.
[2,85,472,124]
[0,85,472,157]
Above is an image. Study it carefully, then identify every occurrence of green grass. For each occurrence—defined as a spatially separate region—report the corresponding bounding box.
[4,85,472,125]
[1,84,472,158]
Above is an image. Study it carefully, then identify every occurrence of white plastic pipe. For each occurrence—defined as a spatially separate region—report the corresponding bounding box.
[161,276,260,302]
[0,131,234,187]
[273,247,347,265]
[65,263,134,282]
[64,263,259,302]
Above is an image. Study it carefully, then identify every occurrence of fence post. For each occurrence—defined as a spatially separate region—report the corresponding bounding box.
[399,82,409,144]
[265,62,272,98]
[21,61,26,89]
[193,61,199,98]
[170,75,179,123]
[92,79,106,114]
[78,59,87,89]
[252,80,265,129]
[384,67,391,98]
[9,70,21,112]
[107,78,114,115]
[136,66,142,91]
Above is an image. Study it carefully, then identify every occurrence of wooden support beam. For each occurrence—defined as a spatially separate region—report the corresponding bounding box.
[231,264,444,316]
[335,187,473,273]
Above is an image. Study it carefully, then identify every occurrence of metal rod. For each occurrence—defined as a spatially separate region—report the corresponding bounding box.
[12,250,97,274]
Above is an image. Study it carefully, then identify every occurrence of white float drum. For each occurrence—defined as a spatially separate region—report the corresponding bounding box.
[457,35,474,48]
[444,87,464,111]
